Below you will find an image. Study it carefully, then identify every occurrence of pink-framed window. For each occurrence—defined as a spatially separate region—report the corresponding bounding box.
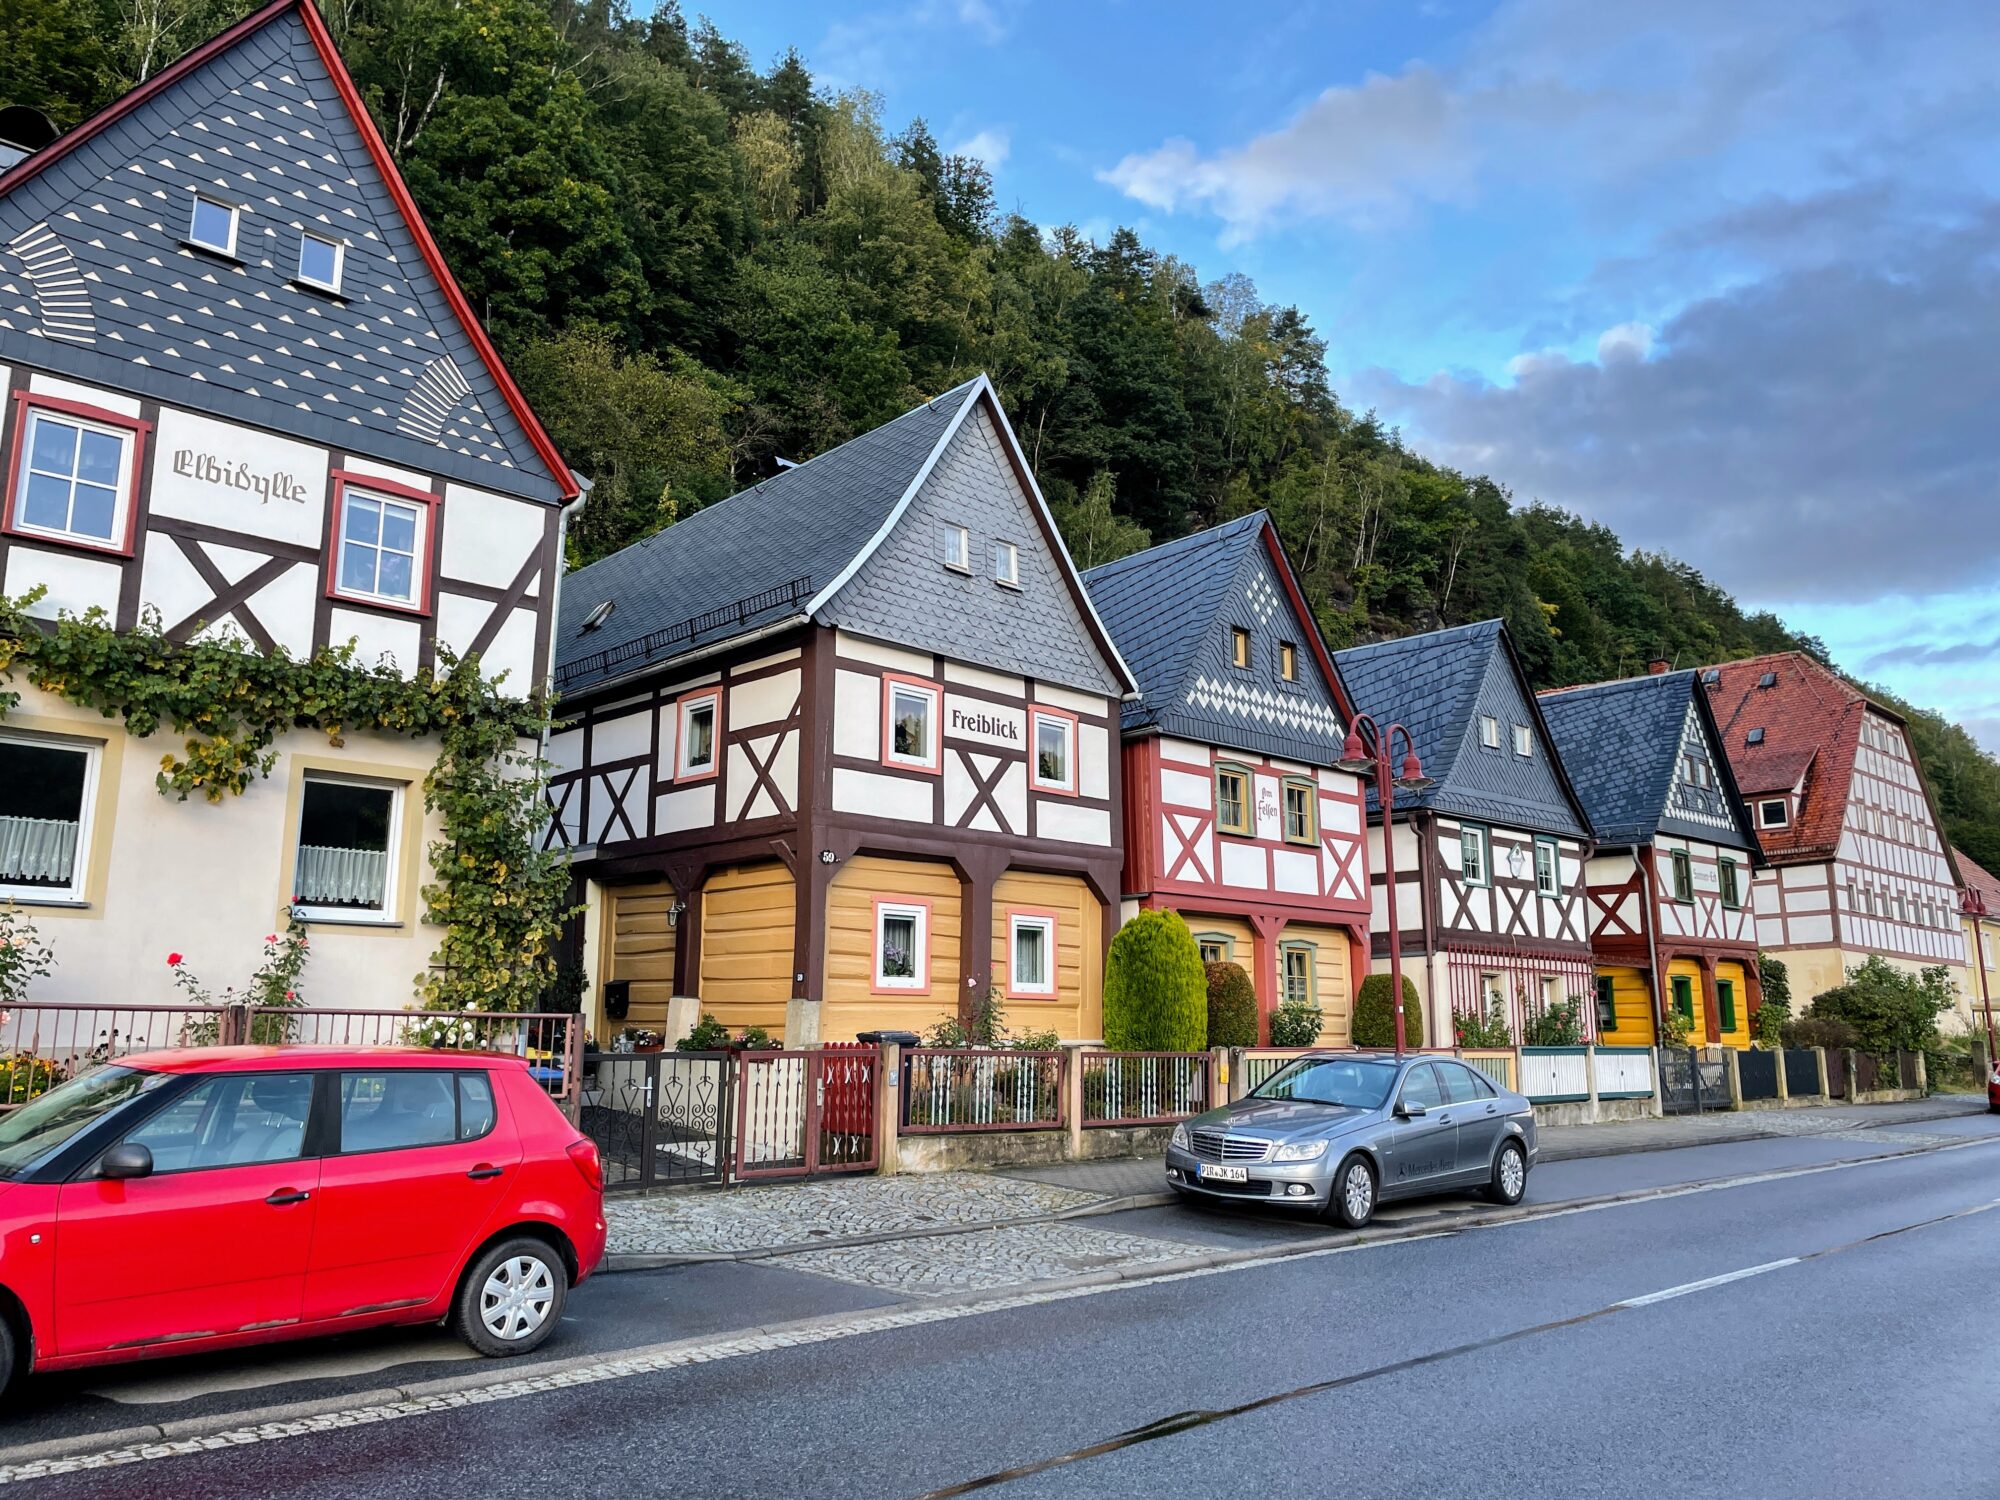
[2,393,150,557]
[326,470,438,616]
[1029,706,1078,796]
[881,672,942,774]
[1005,907,1060,999]
[871,897,931,993]
[674,686,722,782]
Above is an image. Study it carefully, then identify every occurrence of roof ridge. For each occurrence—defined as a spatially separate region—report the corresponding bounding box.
[1080,509,1266,583]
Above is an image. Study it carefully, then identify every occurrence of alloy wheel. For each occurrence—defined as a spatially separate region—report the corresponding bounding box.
[1499,1145,1525,1200]
[1343,1161,1373,1220]
[480,1255,556,1341]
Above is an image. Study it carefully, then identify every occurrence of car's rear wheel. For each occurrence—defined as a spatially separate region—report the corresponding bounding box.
[0,1315,16,1392]
[453,1237,568,1358]
[1486,1140,1528,1205]
[1326,1154,1376,1228]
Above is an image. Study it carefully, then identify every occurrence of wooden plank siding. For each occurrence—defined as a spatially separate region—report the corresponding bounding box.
[1283,920,1354,1045]
[604,882,678,1030]
[991,870,1103,1041]
[1595,965,1655,1046]
[822,855,963,1042]
[697,861,796,1039]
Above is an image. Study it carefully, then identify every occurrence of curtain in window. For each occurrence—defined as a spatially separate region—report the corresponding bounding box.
[0,816,79,883]
[295,845,388,906]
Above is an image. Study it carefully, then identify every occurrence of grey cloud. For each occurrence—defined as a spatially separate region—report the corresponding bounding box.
[1864,636,2000,671]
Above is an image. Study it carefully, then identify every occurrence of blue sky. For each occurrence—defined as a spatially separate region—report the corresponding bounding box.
[703,0,2000,750]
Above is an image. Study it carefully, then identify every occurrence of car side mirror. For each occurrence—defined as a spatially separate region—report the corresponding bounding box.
[100,1143,154,1180]
[1396,1100,1427,1119]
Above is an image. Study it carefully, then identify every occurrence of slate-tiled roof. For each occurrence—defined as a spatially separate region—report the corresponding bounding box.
[1539,670,1756,851]
[1333,620,1501,813]
[1702,651,1868,863]
[0,0,572,503]
[1083,512,1266,724]
[554,380,982,695]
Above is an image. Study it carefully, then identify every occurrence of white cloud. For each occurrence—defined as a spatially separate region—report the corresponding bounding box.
[1595,321,1654,361]
[950,128,1011,169]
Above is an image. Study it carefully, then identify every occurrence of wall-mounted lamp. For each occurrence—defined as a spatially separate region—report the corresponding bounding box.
[666,899,687,929]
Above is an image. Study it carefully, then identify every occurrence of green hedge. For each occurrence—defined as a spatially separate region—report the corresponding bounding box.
[1352,973,1424,1049]
[1103,910,1207,1051]
[1204,961,1258,1048]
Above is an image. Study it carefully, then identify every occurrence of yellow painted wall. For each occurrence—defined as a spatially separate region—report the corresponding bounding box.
[1666,957,1707,1041]
[1596,966,1655,1046]
[1181,913,1258,970]
[697,860,796,1039]
[1714,959,1752,1049]
[603,881,677,1031]
[1280,921,1354,1045]
[822,855,962,1042]
[994,871,1104,1041]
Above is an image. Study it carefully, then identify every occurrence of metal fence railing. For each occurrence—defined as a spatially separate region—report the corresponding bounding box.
[901,1048,1066,1133]
[1080,1051,1212,1126]
[0,1002,230,1107]
[1237,1048,1318,1092]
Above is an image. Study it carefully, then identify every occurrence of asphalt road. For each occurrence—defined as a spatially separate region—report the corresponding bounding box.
[10,1111,1999,1496]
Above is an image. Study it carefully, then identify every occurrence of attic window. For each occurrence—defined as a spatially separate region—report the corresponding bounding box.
[1759,798,1789,829]
[580,600,615,633]
[1700,669,1720,685]
[940,523,970,573]
[993,540,1020,589]
[297,232,344,293]
[187,193,239,257]
[1280,642,1297,682]
[1512,724,1532,758]
[1746,728,1766,746]
[1757,672,1778,689]
[1230,628,1251,670]
[1478,715,1500,749]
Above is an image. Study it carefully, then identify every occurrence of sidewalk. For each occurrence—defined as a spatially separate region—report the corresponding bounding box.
[601,1093,1991,1271]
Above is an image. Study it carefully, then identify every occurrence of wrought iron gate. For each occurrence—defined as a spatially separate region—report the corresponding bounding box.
[581,1051,733,1191]
[1659,1046,1731,1114]
[734,1046,878,1181]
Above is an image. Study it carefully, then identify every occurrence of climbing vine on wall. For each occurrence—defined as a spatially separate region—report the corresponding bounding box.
[0,592,574,1012]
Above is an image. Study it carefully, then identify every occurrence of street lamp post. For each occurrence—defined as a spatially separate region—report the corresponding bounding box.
[1336,714,1432,1057]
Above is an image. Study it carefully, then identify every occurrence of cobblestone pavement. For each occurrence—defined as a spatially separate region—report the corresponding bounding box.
[777,1222,1211,1297]
[606,1172,1102,1257]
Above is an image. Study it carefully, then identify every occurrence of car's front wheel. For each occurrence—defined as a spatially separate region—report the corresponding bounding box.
[1326,1154,1376,1228]
[1486,1140,1528,1205]
[453,1237,569,1358]
[0,1314,16,1392]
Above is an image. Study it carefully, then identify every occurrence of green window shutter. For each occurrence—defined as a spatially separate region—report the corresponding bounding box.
[1718,980,1736,1031]
[1671,975,1694,1022]
[1594,975,1616,1033]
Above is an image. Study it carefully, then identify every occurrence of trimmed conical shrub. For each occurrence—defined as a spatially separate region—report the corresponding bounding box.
[1102,910,1207,1051]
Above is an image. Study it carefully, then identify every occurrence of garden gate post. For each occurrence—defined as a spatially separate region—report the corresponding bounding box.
[873,1042,902,1176]
[1061,1043,1085,1159]
[1583,1046,1600,1123]
[1914,1052,1928,1094]
[1724,1048,1743,1110]
[219,1002,253,1048]
[1774,1047,1789,1104]
[1814,1047,1829,1099]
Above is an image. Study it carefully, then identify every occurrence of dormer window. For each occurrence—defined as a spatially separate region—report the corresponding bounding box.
[993,540,1020,589]
[1512,724,1532,758]
[1758,798,1789,829]
[297,232,344,293]
[1478,715,1500,749]
[940,523,970,573]
[1746,728,1766,746]
[187,193,239,257]
[1230,627,1250,670]
[1280,642,1297,681]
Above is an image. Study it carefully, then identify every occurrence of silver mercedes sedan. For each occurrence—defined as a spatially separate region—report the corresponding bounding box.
[1165,1052,1537,1227]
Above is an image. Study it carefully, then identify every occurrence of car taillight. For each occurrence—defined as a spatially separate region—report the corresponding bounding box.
[567,1138,604,1193]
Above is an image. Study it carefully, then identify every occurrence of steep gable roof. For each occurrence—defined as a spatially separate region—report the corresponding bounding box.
[555,376,1135,698]
[1702,651,1866,862]
[0,0,574,504]
[1539,670,1757,851]
[1334,619,1591,838]
[1083,511,1352,759]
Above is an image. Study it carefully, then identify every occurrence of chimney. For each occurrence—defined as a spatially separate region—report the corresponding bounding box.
[1646,656,1670,676]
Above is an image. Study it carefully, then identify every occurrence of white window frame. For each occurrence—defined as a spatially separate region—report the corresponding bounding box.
[1759,798,1789,829]
[1534,836,1559,898]
[1029,708,1076,795]
[1512,723,1532,758]
[297,231,345,293]
[332,482,430,611]
[883,677,941,773]
[1280,641,1297,682]
[993,539,1020,589]
[293,771,403,925]
[0,730,101,905]
[873,901,929,991]
[940,522,971,573]
[11,408,136,550]
[1008,912,1057,997]
[1459,824,1490,887]
[676,690,721,780]
[187,192,240,257]
[1479,715,1500,749]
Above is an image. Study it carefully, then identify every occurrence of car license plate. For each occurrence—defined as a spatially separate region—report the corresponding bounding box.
[1198,1163,1247,1182]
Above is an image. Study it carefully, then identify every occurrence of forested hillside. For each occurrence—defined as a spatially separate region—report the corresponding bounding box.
[10,0,1997,869]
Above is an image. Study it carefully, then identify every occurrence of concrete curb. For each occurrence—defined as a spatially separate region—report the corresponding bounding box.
[1538,1098,1986,1162]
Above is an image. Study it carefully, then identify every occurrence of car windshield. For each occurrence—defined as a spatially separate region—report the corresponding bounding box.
[0,1066,171,1178]
[1251,1057,1398,1110]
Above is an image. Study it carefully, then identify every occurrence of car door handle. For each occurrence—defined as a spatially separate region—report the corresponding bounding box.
[265,1189,311,1206]
[466,1165,504,1181]
[1485,1105,1498,1115]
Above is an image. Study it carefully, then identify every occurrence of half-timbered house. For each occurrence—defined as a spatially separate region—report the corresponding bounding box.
[1540,668,1764,1047]
[1703,652,1970,1010]
[549,376,1135,1046]
[1333,621,1596,1044]
[1955,849,1999,1046]
[1081,513,1369,1043]
[0,0,576,1001]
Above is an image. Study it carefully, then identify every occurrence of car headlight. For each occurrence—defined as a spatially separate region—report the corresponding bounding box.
[1170,1123,1191,1151]
[1272,1139,1329,1162]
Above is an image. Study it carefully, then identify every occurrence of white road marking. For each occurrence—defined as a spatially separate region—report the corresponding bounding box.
[5,1130,1997,1483]
[1616,1258,1801,1307]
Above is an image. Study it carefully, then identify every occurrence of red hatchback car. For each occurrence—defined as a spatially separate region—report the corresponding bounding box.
[0,1046,606,1385]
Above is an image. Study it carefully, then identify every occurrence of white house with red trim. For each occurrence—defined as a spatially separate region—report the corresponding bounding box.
[0,0,577,1003]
